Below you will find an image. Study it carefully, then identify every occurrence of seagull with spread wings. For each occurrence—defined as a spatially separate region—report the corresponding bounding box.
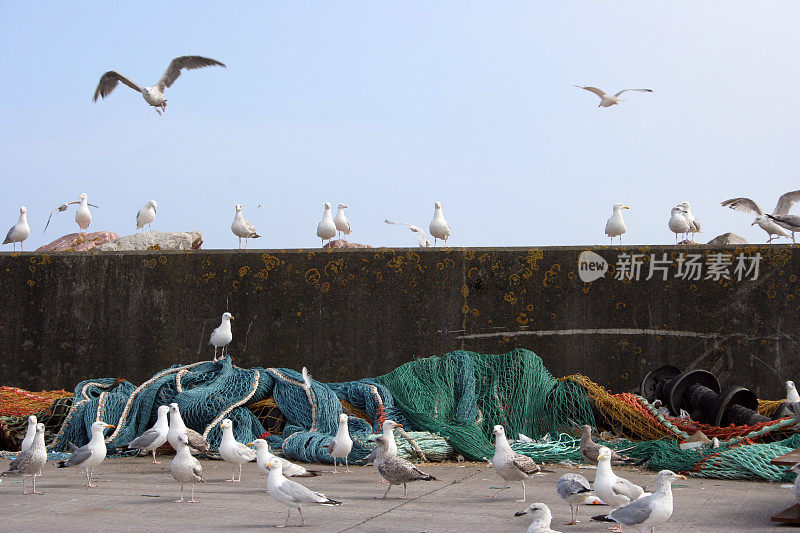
[721,190,800,243]
[385,219,431,247]
[44,198,99,233]
[575,86,653,107]
[93,56,226,115]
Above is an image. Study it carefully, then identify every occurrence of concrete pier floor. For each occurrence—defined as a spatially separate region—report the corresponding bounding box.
[0,457,793,532]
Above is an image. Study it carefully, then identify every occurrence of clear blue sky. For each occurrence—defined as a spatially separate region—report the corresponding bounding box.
[1,2,799,249]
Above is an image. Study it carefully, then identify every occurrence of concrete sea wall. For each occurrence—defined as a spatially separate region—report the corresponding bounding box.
[0,245,797,398]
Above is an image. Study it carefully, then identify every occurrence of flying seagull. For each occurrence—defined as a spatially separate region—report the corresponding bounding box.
[385,219,432,247]
[44,199,99,233]
[722,190,800,243]
[575,86,653,107]
[93,56,226,115]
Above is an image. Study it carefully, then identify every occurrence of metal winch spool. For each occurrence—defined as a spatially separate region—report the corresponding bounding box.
[641,365,792,426]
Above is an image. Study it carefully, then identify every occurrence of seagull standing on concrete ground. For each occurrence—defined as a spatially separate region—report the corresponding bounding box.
[790,463,800,507]
[515,503,562,533]
[219,418,256,482]
[3,422,47,494]
[429,201,451,245]
[334,203,351,240]
[579,425,636,465]
[264,459,342,527]
[557,473,593,525]
[170,434,205,502]
[4,206,30,251]
[316,202,337,246]
[362,420,404,482]
[384,219,432,247]
[604,470,685,533]
[605,203,629,244]
[75,193,93,235]
[127,404,169,463]
[677,202,701,242]
[787,381,800,403]
[58,420,114,487]
[372,435,436,498]
[574,86,653,108]
[167,403,210,453]
[93,56,226,116]
[593,447,647,532]
[323,413,353,473]
[136,200,158,231]
[231,204,260,249]
[209,312,233,362]
[491,425,542,502]
[668,206,690,243]
[249,439,318,478]
[20,415,37,452]
[721,190,800,243]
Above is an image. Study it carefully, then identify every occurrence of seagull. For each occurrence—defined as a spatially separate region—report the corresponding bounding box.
[593,447,647,532]
[677,202,701,241]
[574,86,653,108]
[557,473,593,525]
[75,193,93,234]
[20,415,37,452]
[721,191,800,243]
[3,423,47,494]
[323,413,353,473]
[385,219,432,247]
[219,418,257,482]
[126,404,169,463]
[170,433,205,502]
[515,503,562,533]
[579,425,637,466]
[766,214,800,243]
[491,425,542,502]
[136,200,158,231]
[209,312,234,362]
[605,203,629,244]
[57,420,115,487]
[787,381,800,403]
[93,56,226,116]
[167,403,210,453]
[429,201,451,245]
[334,203,351,240]
[668,206,690,243]
[372,435,436,498]
[43,199,99,233]
[790,463,800,508]
[316,202,337,246]
[231,204,260,249]
[362,420,404,482]
[249,439,318,478]
[4,206,30,251]
[604,470,685,533]
[264,459,342,527]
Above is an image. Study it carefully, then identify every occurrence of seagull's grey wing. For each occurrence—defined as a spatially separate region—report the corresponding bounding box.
[235,442,257,461]
[8,448,32,471]
[608,495,654,526]
[63,445,94,467]
[557,474,592,498]
[774,190,800,215]
[280,478,329,504]
[721,197,763,216]
[192,457,203,479]
[614,89,653,97]
[385,219,414,228]
[575,86,607,98]
[158,56,226,90]
[43,204,70,233]
[88,203,100,208]
[128,428,161,449]
[770,214,800,226]
[326,438,337,454]
[511,453,541,475]
[93,71,142,102]
[362,447,378,464]
[185,429,210,452]
[3,226,14,244]
[611,478,644,501]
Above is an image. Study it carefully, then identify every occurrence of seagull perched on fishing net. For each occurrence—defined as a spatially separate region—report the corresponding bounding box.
[574,86,653,107]
[209,312,233,361]
[93,56,225,115]
[385,219,432,247]
[44,198,99,233]
[722,190,800,243]
[604,203,629,244]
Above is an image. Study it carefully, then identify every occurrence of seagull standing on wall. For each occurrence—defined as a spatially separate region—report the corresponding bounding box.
[231,204,260,249]
[604,203,629,244]
[3,206,30,251]
[333,203,351,240]
[44,198,99,233]
[93,56,226,115]
[75,193,93,234]
[429,201,450,245]
[574,86,653,107]
[678,201,701,241]
[316,202,337,246]
[209,312,233,361]
[668,206,689,243]
[136,200,158,231]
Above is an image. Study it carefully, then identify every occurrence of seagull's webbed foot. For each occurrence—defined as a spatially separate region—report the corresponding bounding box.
[174,498,185,503]
[565,520,579,525]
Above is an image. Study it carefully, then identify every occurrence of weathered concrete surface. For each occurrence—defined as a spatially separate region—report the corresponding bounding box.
[0,459,789,532]
[0,246,797,397]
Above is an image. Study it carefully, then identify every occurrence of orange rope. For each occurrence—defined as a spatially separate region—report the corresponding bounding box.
[0,386,72,417]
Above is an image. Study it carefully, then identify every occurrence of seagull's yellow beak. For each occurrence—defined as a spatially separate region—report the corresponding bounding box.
[246,442,255,446]
[265,461,275,468]
[105,424,115,429]
[395,423,403,428]
[623,206,630,210]
[676,474,687,479]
